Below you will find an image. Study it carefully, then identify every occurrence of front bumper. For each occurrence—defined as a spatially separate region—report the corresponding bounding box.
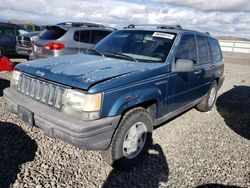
[4,87,120,150]
[16,45,32,56]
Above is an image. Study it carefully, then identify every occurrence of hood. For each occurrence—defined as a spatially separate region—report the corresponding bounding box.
[16,54,164,91]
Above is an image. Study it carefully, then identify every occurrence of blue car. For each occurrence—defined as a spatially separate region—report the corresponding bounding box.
[4,24,224,170]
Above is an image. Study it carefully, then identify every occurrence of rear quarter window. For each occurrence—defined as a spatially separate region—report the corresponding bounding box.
[73,30,90,43]
[208,38,223,62]
[40,27,67,40]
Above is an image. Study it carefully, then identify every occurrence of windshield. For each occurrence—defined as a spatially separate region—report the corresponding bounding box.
[94,30,176,63]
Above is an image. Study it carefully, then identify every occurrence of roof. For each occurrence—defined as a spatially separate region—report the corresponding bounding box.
[123,24,214,38]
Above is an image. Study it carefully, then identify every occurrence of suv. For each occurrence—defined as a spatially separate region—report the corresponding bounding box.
[30,22,116,60]
[4,24,224,170]
[0,22,28,57]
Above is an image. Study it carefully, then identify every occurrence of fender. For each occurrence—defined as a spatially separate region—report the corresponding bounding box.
[106,87,163,117]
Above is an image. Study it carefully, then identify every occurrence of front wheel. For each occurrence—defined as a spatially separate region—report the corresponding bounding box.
[196,80,218,112]
[101,107,153,170]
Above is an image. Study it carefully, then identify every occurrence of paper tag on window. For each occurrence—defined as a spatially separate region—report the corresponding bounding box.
[152,32,175,40]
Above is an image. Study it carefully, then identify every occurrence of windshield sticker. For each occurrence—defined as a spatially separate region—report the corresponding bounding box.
[152,32,175,40]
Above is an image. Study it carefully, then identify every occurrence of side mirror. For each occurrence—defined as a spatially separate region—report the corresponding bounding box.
[174,59,194,72]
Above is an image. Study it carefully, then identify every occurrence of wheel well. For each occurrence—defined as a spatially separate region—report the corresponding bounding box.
[121,100,157,120]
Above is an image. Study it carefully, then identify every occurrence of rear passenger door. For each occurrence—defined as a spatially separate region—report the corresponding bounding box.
[194,35,214,98]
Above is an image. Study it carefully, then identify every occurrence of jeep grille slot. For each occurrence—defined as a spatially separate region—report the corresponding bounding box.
[17,74,65,110]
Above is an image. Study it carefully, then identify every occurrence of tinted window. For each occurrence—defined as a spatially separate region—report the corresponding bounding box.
[0,27,15,36]
[74,30,90,43]
[176,35,196,62]
[40,27,66,40]
[197,36,211,64]
[90,30,111,44]
[208,38,222,61]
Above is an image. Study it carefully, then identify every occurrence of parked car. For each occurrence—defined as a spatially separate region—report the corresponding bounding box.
[16,31,41,58]
[0,56,14,71]
[4,24,224,170]
[30,22,116,60]
[0,22,28,57]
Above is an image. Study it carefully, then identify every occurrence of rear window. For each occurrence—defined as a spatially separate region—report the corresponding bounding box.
[74,30,90,43]
[197,36,211,64]
[90,30,111,44]
[40,27,66,40]
[208,38,222,62]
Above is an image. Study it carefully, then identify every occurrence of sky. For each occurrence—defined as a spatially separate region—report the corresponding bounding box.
[0,0,249,38]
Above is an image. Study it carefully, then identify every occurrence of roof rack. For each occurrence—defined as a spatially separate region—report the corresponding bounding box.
[56,22,116,30]
[56,22,104,28]
[124,24,182,30]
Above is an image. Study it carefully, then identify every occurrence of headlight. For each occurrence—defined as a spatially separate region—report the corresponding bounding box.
[11,70,21,87]
[62,89,102,121]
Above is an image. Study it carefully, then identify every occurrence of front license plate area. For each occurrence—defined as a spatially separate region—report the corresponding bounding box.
[18,106,34,127]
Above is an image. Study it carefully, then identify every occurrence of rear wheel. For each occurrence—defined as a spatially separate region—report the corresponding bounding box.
[196,80,218,112]
[101,107,153,170]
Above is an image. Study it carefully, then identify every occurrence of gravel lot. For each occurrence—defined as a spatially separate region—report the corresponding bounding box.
[0,54,249,188]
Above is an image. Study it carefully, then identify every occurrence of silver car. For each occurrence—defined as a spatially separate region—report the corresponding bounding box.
[30,22,115,60]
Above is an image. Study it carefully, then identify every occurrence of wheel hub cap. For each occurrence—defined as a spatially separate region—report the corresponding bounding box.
[122,122,147,159]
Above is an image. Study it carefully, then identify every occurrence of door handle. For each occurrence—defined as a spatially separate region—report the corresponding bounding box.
[194,70,202,75]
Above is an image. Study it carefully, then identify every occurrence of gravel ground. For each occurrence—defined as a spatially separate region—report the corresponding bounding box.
[0,54,249,188]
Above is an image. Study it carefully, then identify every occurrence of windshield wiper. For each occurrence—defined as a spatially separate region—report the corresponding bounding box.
[85,48,105,57]
[104,51,138,62]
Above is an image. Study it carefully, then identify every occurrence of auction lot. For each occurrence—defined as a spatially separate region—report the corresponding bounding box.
[0,53,249,188]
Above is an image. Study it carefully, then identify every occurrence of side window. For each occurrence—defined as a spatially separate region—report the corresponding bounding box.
[90,30,111,44]
[73,30,90,43]
[0,27,15,36]
[176,35,196,62]
[208,38,222,62]
[197,36,211,64]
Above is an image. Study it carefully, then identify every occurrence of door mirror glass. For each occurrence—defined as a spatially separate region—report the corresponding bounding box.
[174,59,194,72]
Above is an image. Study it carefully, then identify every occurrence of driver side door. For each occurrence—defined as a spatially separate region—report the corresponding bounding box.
[165,34,198,114]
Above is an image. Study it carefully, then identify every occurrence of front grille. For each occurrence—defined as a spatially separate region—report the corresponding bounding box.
[17,36,32,47]
[17,74,66,110]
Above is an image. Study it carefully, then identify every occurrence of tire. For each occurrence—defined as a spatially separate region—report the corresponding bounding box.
[196,80,218,112]
[101,107,153,170]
